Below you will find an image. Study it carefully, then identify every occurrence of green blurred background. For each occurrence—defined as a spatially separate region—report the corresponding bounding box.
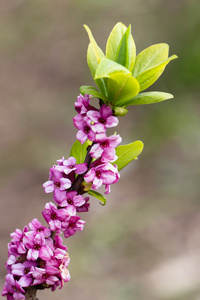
[0,0,200,299]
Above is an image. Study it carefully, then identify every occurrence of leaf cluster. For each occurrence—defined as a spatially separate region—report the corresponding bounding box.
[80,22,177,116]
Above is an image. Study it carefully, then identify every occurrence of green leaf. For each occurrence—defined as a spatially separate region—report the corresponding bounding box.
[86,43,107,96]
[117,25,136,71]
[115,140,144,171]
[84,25,104,65]
[84,25,107,96]
[87,190,107,206]
[95,57,132,80]
[136,55,177,91]
[119,91,174,106]
[132,43,170,77]
[70,140,90,164]
[106,22,136,71]
[132,43,177,91]
[107,73,140,105]
[106,22,127,61]
[79,85,108,102]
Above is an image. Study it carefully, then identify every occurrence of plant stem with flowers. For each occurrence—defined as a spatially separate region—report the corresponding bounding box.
[2,22,177,300]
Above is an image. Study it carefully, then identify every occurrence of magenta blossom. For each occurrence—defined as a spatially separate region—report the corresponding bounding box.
[55,191,86,208]
[74,94,94,115]
[28,218,51,238]
[84,161,120,193]
[9,226,29,257]
[76,196,90,212]
[31,267,59,286]
[11,261,37,287]
[2,274,25,300]
[73,114,96,144]
[89,134,122,162]
[73,114,106,144]
[42,202,76,232]
[62,157,87,175]
[87,104,119,131]
[23,232,53,261]
[43,165,72,194]
[62,216,86,238]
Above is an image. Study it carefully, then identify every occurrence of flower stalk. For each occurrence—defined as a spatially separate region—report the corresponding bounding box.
[2,22,176,300]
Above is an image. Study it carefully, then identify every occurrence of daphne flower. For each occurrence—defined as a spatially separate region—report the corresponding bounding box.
[73,114,96,144]
[87,104,119,131]
[62,157,87,175]
[74,94,93,115]
[84,162,119,193]
[89,134,122,162]
[42,202,76,232]
[11,261,37,287]
[23,232,53,261]
[43,165,72,194]
[62,216,85,238]
[28,218,51,238]
[9,226,29,257]
[73,113,106,144]
[2,274,25,300]
[32,267,59,286]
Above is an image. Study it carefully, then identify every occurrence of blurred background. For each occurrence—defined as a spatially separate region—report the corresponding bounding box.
[0,0,200,299]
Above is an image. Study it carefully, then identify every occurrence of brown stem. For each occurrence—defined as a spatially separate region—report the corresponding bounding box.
[25,286,37,300]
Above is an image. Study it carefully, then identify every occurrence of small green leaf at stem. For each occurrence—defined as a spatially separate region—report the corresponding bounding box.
[87,190,107,206]
[115,140,144,171]
[70,140,91,164]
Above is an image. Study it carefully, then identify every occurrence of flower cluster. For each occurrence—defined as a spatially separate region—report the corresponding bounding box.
[2,219,70,300]
[2,94,121,300]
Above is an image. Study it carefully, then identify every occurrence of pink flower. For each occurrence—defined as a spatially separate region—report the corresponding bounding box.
[74,94,94,115]
[89,134,122,162]
[87,104,119,131]
[11,261,37,287]
[23,232,53,261]
[31,267,59,286]
[55,191,86,208]
[9,227,29,257]
[84,162,120,193]
[73,114,96,144]
[42,202,76,232]
[62,216,86,238]
[28,218,51,238]
[62,157,87,175]
[43,165,72,194]
[2,274,25,300]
